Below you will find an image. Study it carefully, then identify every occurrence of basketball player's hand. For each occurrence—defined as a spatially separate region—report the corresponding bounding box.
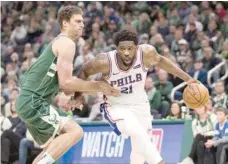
[98,81,121,97]
[187,78,200,87]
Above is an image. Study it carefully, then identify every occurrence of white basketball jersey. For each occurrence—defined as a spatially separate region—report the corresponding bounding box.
[104,46,149,106]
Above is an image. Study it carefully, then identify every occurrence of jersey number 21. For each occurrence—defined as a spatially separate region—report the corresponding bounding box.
[121,85,133,94]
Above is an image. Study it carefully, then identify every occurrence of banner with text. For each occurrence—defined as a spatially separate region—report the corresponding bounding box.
[60,123,184,164]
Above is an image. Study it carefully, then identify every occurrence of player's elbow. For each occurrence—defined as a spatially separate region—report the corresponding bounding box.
[59,79,72,91]
[78,65,88,80]
[154,54,162,66]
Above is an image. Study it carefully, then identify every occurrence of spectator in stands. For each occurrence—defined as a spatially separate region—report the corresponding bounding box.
[180,105,217,164]
[155,11,169,37]
[176,39,193,72]
[171,29,183,57]
[145,76,162,116]
[184,22,197,45]
[1,97,26,164]
[153,33,165,54]
[166,101,182,120]
[185,14,203,33]
[19,130,42,164]
[220,14,228,37]
[155,69,174,118]
[2,79,18,103]
[178,2,191,24]
[213,80,228,108]
[164,25,176,49]
[4,88,19,117]
[202,46,221,82]
[189,59,208,88]
[136,12,151,35]
[10,20,27,45]
[149,25,158,45]
[89,23,105,46]
[202,46,221,70]
[205,106,228,164]
[168,8,180,26]
[74,41,95,73]
[206,20,218,39]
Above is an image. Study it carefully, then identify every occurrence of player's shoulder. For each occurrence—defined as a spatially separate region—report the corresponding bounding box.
[140,44,156,54]
[53,36,75,47]
[52,36,75,56]
[93,53,110,68]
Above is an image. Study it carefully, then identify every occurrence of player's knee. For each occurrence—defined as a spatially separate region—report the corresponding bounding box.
[71,125,84,143]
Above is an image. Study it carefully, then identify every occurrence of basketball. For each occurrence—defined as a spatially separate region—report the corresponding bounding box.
[183,83,210,109]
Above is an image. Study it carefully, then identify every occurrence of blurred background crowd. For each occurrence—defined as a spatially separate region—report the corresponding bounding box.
[1,1,228,120]
[1,1,228,164]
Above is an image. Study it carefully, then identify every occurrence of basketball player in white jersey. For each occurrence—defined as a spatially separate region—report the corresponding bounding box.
[77,30,197,164]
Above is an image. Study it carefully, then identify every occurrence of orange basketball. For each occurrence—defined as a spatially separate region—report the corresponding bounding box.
[183,83,210,109]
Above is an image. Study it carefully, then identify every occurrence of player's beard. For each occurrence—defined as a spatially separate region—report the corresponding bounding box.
[122,58,133,67]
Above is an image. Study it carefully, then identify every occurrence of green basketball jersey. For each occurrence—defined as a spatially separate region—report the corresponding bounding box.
[21,34,66,107]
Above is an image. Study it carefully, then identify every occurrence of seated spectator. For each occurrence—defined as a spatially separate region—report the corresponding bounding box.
[74,41,95,74]
[4,88,19,117]
[171,29,183,57]
[145,76,162,115]
[189,59,209,88]
[155,69,174,118]
[213,80,228,108]
[19,130,42,164]
[202,46,221,82]
[1,99,26,164]
[220,14,228,37]
[164,25,176,49]
[166,101,182,120]
[205,106,228,164]
[149,25,158,45]
[180,105,217,164]
[184,22,197,45]
[176,39,193,72]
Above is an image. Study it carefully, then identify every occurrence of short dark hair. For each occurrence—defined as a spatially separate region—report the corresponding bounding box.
[215,106,228,115]
[57,5,83,28]
[113,30,138,46]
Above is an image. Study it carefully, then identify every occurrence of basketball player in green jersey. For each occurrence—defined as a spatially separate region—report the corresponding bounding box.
[16,6,120,164]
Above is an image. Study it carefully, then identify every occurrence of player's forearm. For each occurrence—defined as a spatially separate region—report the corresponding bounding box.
[60,77,100,92]
[158,56,192,82]
[72,66,91,97]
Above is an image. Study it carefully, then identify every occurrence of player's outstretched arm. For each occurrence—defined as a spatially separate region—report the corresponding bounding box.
[53,37,119,96]
[77,53,120,96]
[142,44,194,83]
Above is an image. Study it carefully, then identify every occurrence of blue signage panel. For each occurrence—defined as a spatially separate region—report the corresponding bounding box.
[60,123,184,164]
